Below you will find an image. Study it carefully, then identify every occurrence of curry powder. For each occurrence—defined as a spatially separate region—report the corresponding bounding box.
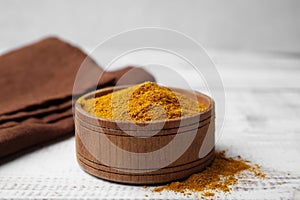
[79,81,206,121]
[152,151,265,197]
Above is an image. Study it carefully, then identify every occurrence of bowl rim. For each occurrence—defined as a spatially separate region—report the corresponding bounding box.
[75,85,214,125]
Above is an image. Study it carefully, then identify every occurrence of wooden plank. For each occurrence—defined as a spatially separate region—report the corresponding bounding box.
[1,51,300,199]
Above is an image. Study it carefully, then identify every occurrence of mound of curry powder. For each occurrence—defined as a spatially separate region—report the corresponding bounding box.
[152,151,265,198]
[78,81,206,121]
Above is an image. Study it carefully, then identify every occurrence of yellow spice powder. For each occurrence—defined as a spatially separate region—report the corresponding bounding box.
[152,151,265,197]
[78,81,206,121]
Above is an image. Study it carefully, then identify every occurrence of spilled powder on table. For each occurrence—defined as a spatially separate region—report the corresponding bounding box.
[151,151,265,198]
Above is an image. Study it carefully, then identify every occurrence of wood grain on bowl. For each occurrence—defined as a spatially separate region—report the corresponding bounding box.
[75,86,215,184]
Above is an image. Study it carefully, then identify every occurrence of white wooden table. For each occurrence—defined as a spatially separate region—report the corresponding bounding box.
[0,50,300,199]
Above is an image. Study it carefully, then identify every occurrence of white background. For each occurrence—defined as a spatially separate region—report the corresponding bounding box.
[0,0,300,53]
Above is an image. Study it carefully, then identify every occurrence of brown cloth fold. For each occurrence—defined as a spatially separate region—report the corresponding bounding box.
[0,37,155,158]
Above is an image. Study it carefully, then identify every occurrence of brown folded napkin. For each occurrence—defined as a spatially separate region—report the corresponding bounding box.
[0,37,155,158]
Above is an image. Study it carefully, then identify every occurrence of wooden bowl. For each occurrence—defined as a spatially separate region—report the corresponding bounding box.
[75,86,215,185]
